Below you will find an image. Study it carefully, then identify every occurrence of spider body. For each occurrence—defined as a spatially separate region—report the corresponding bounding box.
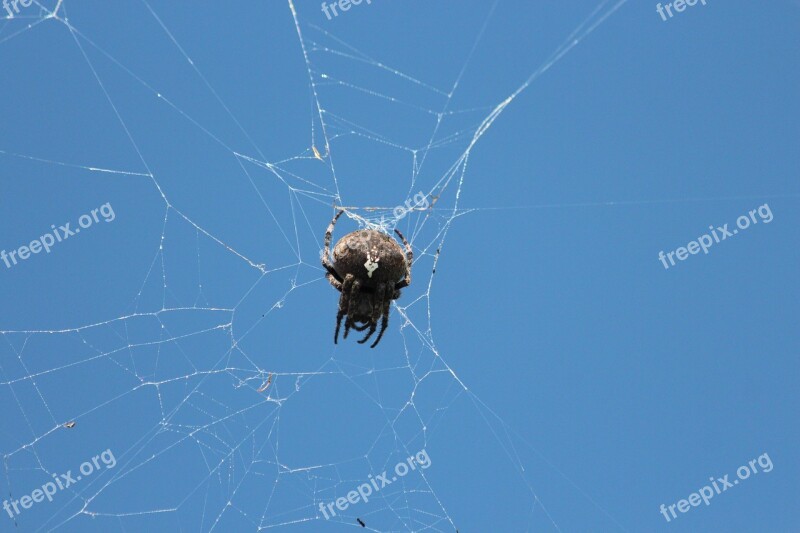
[332,230,407,286]
[322,210,412,348]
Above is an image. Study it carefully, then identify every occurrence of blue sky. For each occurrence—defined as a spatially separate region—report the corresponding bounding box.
[1,1,798,531]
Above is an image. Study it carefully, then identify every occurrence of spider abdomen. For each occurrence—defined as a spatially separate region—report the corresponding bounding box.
[333,230,407,287]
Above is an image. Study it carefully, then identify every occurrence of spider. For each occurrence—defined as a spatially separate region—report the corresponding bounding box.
[322,210,412,348]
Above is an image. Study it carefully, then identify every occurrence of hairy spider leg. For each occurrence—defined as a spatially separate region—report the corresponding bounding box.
[322,210,345,282]
[343,279,362,340]
[371,292,392,348]
[326,272,342,291]
[358,281,386,345]
[393,228,413,290]
[334,274,354,344]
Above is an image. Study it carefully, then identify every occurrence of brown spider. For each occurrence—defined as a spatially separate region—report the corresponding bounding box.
[322,210,412,348]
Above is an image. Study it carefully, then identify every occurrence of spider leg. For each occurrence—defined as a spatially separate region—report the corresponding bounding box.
[393,228,413,290]
[358,324,376,344]
[334,274,354,344]
[326,272,343,291]
[322,210,345,283]
[358,282,386,345]
[343,279,361,340]
[370,290,392,348]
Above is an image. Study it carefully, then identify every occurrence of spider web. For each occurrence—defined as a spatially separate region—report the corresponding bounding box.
[0,1,629,531]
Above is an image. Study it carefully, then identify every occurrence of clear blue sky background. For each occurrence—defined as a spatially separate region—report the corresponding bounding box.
[1,1,798,532]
